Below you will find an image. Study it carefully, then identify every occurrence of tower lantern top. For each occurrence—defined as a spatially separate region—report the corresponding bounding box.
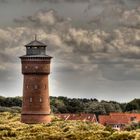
[25,37,47,55]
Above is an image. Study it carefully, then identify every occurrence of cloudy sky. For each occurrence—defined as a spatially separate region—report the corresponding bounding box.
[0,0,140,102]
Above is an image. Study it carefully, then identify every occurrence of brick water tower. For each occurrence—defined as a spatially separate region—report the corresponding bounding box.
[20,37,52,123]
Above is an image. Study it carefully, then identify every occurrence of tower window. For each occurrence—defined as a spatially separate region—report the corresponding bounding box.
[25,66,28,69]
[35,66,38,69]
[40,97,42,102]
[44,84,46,89]
[34,85,38,89]
[29,97,32,103]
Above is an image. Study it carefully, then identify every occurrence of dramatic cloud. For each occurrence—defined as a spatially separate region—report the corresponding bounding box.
[6,9,140,81]
[0,0,140,101]
[23,0,89,3]
[120,7,140,28]
[88,3,140,30]
[0,0,7,3]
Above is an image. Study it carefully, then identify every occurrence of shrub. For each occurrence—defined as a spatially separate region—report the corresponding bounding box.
[0,112,140,140]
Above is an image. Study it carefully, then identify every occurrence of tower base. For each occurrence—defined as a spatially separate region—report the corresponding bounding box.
[21,114,51,124]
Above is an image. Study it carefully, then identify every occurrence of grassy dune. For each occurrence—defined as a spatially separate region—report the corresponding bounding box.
[0,112,140,140]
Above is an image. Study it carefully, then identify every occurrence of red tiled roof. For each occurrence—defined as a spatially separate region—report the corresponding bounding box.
[99,113,140,125]
[55,114,97,122]
[106,116,130,125]
[55,114,70,120]
[56,113,140,125]
[99,115,110,125]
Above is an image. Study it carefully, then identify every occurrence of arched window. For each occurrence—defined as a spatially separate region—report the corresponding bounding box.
[26,85,29,89]
[29,97,32,103]
[25,66,28,69]
[44,84,46,90]
[40,97,42,102]
[34,85,38,89]
[35,66,38,69]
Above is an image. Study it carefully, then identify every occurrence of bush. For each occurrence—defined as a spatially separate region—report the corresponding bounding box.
[0,112,140,140]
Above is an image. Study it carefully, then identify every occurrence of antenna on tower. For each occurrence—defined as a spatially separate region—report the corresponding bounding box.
[35,34,37,40]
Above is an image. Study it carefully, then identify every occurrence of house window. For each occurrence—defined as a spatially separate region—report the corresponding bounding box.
[29,97,32,103]
[131,117,136,121]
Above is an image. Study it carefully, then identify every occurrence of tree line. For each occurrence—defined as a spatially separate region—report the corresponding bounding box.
[0,96,140,115]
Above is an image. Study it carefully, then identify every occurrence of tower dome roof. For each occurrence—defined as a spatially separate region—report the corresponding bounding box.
[25,40,46,47]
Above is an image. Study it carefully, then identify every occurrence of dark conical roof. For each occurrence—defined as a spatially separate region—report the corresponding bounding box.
[25,40,46,47]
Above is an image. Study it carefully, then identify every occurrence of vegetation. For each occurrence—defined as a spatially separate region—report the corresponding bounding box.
[0,112,140,140]
[0,96,22,107]
[0,96,140,139]
[0,96,140,115]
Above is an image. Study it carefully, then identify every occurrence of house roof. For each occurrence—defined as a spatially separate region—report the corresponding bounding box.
[99,113,140,125]
[55,113,97,122]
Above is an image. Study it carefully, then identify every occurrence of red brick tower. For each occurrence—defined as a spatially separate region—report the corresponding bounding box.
[20,37,52,123]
